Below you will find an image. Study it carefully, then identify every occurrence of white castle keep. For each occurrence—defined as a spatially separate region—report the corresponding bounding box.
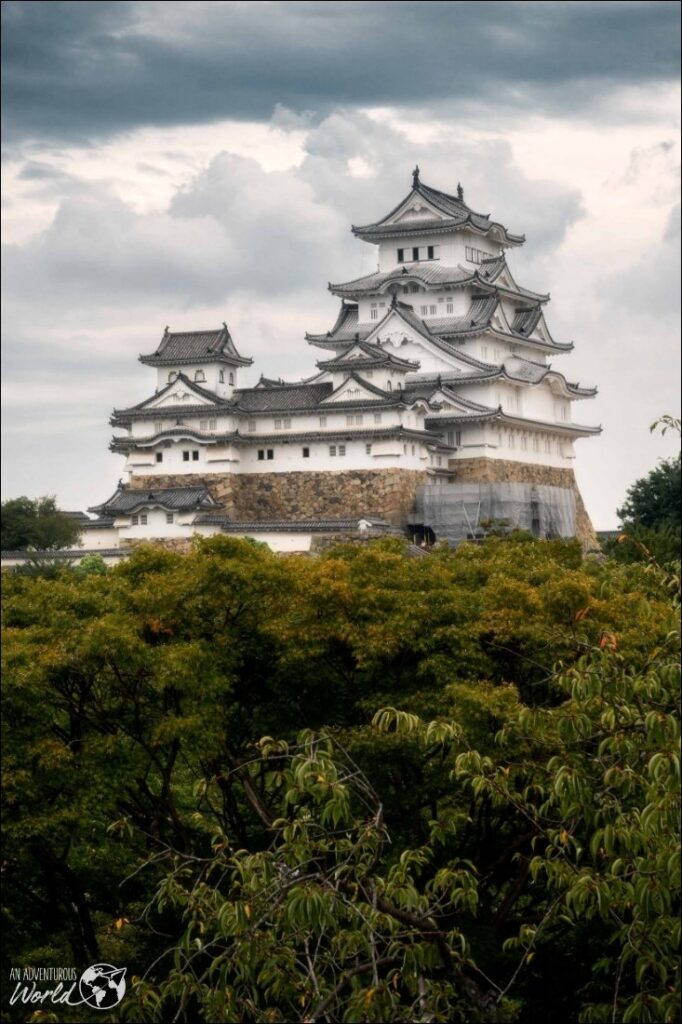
[77,169,600,554]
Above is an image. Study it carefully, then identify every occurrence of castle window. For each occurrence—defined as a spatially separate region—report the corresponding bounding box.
[338,444,346,456]
[194,370,206,382]
[397,248,405,263]
[412,247,419,261]
[329,445,337,457]
[209,418,217,430]
[248,420,257,432]
[154,420,163,432]
[370,310,378,320]
[132,514,138,525]
[319,416,327,427]
[374,413,382,424]
[183,451,190,461]
[229,372,234,385]
[192,450,199,461]
[155,452,163,463]
[274,419,282,429]
[456,430,462,446]
[364,370,373,378]
[283,417,291,429]
[166,513,174,524]
[411,444,415,455]
[446,303,453,314]
[258,450,265,460]
[302,447,310,458]
[200,419,208,430]
[346,415,354,426]
[386,381,392,391]
[140,514,148,525]
[427,246,434,260]
[267,449,274,460]
[409,284,419,293]
[429,305,437,315]
[437,456,442,466]
[365,443,372,454]
[532,436,540,452]
[404,444,407,454]
[420,305,428,315]
[219,370,225,383]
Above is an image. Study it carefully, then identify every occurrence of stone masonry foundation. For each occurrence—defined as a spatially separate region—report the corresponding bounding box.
[128,459,597,548]
[128,469,427,527]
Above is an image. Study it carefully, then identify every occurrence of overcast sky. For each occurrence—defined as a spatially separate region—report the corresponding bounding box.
[2,0,680,528]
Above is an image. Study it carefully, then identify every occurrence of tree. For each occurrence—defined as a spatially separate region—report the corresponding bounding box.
[617,453,681,532]
[2,535,679,1023]
[0,495,82,551]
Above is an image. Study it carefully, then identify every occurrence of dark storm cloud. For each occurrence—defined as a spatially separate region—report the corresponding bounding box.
[2,1,680,144]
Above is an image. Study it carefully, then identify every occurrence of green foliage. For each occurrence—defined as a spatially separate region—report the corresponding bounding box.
[617,453,681,532]
[1,495,82,551]
[1,535,679,1023]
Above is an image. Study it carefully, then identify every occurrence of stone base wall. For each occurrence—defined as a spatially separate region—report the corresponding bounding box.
[128,469,428,526]
[449,458,598,549]
[128,459,598,548]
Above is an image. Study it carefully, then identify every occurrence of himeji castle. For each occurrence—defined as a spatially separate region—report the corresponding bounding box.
[73,168,600,556]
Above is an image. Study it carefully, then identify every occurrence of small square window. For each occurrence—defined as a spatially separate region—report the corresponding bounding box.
[155,452,163,463]
[192,450,199,461]
[302,447,310,458]
[248,421,257,432]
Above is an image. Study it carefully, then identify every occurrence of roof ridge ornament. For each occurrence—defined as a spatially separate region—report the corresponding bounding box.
[457,183,464,201]
[412,165,420,189]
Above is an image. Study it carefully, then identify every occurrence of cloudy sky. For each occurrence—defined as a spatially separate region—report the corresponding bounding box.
[2,1,680,528]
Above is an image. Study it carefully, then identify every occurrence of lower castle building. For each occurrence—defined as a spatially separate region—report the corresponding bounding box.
[72,170,601,554]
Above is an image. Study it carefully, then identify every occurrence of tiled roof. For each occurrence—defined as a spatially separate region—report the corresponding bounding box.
[511,306,543,336]
[316,341,419,371]
[232,382,333,412]
[306,303,373,347]
[329,262,474,297]
[235,425,444,445]
[111,373,232,423]
[194,516,396,534]
[110,428,241,452]
[140,325,252,367]
[352,177,524,246]
[89,485,220,516]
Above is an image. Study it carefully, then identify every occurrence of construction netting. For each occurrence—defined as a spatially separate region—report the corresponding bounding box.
[408,482,576,544]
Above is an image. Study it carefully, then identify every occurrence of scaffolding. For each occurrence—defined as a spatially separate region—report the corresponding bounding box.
[409,482,576,544]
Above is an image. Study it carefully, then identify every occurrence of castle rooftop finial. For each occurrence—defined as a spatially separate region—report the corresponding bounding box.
[412,165,420,189]
[457,183,464,201]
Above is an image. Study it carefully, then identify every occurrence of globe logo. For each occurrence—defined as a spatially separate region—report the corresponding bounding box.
[78,964,127,1010]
